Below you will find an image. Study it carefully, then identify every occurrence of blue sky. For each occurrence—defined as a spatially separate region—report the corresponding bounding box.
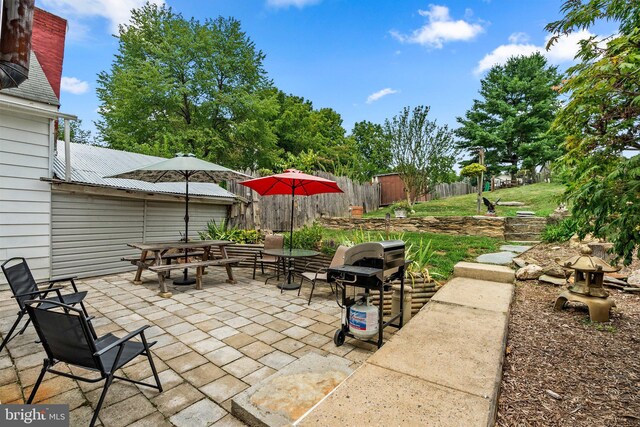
[42,0,615,137]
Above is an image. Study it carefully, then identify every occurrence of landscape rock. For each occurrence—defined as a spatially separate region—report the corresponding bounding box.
[542,265,568,278]
[604,276,627,286]
[512,258,527,268]
[539,275,566,286]
[476,251,517,265]
[516,264,544,280]
[627,270,640,286]
[497,201,525,206]
[500,245,532,254]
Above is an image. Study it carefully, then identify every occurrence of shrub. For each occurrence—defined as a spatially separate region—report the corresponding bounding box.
[199,219,262,244]
[541,218,578,243]
[390,200,412,211]
[286,222,323,250]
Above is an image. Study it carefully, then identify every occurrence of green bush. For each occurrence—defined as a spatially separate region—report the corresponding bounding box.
[286,222,323,250]
[541,218,578,243]
[390,200,412,211]
[199,219,262,244]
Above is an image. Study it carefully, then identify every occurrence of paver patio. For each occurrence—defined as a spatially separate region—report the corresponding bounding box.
[0,267,384,426]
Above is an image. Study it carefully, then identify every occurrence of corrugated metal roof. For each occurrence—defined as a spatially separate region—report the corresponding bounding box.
[54,143,237,199]
[2,52,60,106]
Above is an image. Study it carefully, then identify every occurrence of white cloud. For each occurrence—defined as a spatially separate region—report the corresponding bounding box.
[366,88,398,104]
[508,32,530,44]
[61,77,89,94]
[475,29,593,74]
[39,0,164,33]
[391,4,484,49]
[266,0,321,8]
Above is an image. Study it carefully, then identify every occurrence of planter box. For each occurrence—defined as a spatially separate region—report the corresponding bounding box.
[351,206,363,218]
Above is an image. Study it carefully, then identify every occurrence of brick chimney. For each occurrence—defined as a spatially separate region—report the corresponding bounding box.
[31,8,67,99]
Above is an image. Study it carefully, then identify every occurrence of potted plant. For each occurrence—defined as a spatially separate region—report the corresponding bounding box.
[390,200,412,218]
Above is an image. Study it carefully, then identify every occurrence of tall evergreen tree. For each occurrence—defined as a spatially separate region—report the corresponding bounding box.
[456,53,563,179]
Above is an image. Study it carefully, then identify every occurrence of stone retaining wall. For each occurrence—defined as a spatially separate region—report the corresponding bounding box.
[319,216,549,241]
[320,216,506,239]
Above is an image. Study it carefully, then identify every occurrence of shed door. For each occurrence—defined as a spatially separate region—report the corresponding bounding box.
[51,192,144,278]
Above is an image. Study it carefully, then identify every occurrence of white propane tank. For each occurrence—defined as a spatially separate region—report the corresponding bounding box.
[348,296,379,339]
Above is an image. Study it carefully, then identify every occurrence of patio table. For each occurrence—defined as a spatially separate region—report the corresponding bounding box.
[128,240,235,294]
[263,248,320,291]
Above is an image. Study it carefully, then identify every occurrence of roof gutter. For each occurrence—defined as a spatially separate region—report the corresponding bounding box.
[42,178,245,204]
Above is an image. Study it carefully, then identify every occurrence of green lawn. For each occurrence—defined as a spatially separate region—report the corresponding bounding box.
[367,183,565,218]
[321,229,502,280]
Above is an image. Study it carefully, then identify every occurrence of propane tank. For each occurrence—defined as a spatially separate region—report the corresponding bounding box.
[348,296,379,339]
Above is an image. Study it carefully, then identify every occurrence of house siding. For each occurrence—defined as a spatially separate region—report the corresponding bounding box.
[0,111,53,283]
[51,192,227,278]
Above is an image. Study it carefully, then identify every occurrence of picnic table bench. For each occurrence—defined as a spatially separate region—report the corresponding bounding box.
[149,257,245,290]
[126,240,238,297]
[121,250,204,277]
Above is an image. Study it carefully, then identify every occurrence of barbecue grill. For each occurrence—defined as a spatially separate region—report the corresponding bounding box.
[327,240,408,348]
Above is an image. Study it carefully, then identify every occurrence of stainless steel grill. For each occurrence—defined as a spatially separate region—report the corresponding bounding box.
[327,240,405,287]
[327,240,408,348]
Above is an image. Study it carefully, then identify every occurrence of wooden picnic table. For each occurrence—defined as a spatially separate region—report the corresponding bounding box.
[127,240,238,297]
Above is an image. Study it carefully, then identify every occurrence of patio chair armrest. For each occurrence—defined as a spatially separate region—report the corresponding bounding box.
[46,275,78,283]
[314,268,328,280]
[46,275,79,292]
[14,287,65,299]
[94,325,151,356]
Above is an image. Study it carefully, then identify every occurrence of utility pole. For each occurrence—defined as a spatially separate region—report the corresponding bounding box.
[476,147,485,214]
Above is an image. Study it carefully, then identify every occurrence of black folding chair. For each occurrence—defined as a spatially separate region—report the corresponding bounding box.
[25,300,162,427]
[1,257,95,353]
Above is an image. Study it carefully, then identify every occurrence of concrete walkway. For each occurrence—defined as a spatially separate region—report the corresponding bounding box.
[296,262,515,427]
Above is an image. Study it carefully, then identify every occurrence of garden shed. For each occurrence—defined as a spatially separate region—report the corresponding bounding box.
[48,143,236,278]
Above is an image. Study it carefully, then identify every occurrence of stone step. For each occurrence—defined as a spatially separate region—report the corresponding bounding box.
[505,232,543,241]
[453,262,515,284]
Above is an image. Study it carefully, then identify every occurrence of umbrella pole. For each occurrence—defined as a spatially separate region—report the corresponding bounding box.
[289,186,295,251]
[174,172,195,286]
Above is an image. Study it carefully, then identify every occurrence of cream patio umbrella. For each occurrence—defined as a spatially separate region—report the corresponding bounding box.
[107,153,250,285]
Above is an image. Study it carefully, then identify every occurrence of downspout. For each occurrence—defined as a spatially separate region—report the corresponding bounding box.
[64,118,71,181]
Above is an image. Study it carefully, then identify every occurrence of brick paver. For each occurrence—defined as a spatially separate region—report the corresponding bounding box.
[0,267,382,425]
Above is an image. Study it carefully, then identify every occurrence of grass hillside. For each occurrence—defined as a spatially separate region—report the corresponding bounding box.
[367,183,565,218]
[321,229,501,280]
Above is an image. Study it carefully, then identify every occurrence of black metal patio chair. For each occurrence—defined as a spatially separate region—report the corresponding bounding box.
[24,300,162,427]
[1,257,95,353]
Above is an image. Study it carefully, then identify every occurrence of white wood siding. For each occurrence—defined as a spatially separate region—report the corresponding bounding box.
[51,192,228,278]
[0,112,52,283]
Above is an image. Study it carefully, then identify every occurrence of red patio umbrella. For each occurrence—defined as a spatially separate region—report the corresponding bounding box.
[239,169,343,250]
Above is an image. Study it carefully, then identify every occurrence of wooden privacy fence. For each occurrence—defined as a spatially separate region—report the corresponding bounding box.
[227,171,380,231]
[428,181,476,200]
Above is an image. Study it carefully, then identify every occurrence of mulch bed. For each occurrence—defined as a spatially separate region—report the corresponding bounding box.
[496,242,640,426]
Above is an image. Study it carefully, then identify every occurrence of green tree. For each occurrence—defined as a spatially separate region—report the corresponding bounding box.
[348,120,392,180]
[271,90,349,172]
[96,3,280,169]
[456,53,563,180]
[57,118,94,145]
[546,0,640,264]
[385,106,457,204]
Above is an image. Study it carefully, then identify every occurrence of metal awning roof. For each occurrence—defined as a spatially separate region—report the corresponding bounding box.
[53,143,238,200]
